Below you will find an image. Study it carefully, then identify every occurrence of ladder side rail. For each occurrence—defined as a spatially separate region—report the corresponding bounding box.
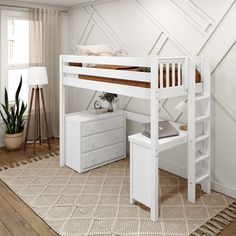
[150,57,159,221]
[201,57,211,193]
[184,57,189,90]
[187,57,197,203]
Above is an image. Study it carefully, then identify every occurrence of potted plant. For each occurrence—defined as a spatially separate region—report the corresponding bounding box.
[99,92,118,112]
[0,77,27,150]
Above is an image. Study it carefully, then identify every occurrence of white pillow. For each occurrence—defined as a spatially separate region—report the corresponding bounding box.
[75,44,123,67]
[76,44,122,56]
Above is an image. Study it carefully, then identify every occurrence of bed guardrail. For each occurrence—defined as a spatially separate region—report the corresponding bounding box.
[61,55,191,89]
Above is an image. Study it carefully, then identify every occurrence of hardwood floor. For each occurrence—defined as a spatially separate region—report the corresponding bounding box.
[219,220,236,236]
[0,138,235,235]
[0,139,59,236]
[0,139,59,168]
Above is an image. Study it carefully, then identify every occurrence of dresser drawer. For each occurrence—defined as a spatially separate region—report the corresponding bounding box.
[83,143,124,169]
[82,128,124,153]
[83,116,124,136]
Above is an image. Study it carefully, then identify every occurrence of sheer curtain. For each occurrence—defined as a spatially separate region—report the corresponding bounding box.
[29,8,61,137]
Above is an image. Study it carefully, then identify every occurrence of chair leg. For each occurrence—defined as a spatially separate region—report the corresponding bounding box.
[40,88,51,150]
[24,88,35,150]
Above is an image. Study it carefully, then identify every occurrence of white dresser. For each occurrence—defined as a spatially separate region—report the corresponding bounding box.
[65,110,126,173]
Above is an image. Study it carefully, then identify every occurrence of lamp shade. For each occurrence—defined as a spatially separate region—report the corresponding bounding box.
[174,100,187,113]
[27,67,48,85]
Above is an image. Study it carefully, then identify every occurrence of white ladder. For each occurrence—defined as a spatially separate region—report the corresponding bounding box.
[188,58,211,203]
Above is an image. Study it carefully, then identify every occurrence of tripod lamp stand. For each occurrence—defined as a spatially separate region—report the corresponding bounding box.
[24,67,51,153]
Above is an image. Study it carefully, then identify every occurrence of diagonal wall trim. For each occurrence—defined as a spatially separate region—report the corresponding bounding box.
[133,0,191,55]
[149,34,168,56]
[197,0,236,55]
[78,14,94,45]
[84,5,129,53]
[210,40,236,122]
[170,0,208,36]
[211,94,236,122]
[123,97,132,110]
[188,0,215,23]
[72,0,121,8]
[85,91,97,111]
[211,40,236,74]
[148,31,162,55]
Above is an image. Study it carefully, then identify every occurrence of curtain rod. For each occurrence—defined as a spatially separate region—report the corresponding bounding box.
[0,4,68,13]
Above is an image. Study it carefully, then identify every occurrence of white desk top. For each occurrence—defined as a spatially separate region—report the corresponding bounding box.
[128,122,187,152]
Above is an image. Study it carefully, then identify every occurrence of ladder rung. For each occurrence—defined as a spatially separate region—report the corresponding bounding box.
[196,173,209,183]
[196,115,210,122]
[196,95,210,101]
[196,154,209,163]
[196,135,209,143]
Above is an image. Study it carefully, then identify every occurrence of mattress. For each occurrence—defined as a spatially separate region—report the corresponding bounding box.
[68,62,201,88]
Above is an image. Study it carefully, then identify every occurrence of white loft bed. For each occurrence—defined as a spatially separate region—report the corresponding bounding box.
[59,55,211,222]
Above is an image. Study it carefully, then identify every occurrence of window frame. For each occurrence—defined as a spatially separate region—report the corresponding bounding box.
[0,10,29,106]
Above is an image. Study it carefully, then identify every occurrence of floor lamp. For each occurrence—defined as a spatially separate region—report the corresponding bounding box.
[24,67,51,153]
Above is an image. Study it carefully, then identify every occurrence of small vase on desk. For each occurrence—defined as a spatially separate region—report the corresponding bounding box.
[108,102,113,112]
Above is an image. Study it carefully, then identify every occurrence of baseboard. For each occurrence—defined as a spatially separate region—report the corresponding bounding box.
[159,159,236,199]
[211,180,236,199]
[159,159,187,179]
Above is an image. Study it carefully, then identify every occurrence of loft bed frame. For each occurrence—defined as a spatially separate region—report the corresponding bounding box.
[59,55,211,222]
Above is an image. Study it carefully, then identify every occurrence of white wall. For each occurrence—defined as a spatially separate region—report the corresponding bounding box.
[68,0,236,198]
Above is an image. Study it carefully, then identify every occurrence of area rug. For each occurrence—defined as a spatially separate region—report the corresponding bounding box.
[0,154,235,236]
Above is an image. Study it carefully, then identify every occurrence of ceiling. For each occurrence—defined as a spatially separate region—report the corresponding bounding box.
[16,0,97,7]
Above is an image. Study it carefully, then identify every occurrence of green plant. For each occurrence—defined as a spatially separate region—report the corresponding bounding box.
[99,92,118,104]
[0,77,27,134]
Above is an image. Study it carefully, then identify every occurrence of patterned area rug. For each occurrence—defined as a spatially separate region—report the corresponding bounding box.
[0,154,235,236]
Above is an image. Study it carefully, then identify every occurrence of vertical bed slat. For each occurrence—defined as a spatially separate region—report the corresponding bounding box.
[166,63,170,87]
[160,63,163,88]
[172,63,175,87]
[178,63,181,86]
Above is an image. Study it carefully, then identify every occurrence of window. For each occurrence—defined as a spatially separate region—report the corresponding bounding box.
[1,11,29,105]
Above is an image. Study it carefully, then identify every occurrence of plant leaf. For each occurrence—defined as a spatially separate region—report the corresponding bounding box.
[4,88,9,111]
[1,76,27,134]
[15,76,22,103]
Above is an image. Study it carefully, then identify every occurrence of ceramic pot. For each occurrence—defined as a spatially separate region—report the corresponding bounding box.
[108,102,113,112]
[4,132,23,150]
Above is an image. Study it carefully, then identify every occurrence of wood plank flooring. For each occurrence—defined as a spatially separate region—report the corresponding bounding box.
[0,139,59,236]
